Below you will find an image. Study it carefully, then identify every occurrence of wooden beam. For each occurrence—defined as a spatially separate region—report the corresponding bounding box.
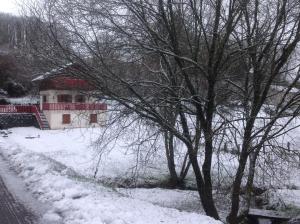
[248,208,291,221]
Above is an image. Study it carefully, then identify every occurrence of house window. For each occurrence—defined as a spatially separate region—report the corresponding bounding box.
[42,95,47,103]
[57,94,72,103]
[75,95,85,103]
[62,114,71,124]
[90,114,97,123]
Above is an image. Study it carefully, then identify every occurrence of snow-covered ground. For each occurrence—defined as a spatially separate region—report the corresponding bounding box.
[6,96,39,104]
[0,155,51,223]
[2,127,171,182]
[0,124,299,223]
[0,127,221,224]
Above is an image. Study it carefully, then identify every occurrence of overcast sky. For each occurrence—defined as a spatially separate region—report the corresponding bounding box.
[0,0,20,15]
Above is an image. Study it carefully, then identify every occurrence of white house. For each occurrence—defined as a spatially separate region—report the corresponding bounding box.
[32,65,107,129]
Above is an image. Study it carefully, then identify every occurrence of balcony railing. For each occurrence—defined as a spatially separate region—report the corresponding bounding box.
[42,103,107,111]
[0,105,36,113]
[0,105,44,129]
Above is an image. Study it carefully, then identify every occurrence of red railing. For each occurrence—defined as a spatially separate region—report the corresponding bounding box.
[0,105,35,113]
[31,105,44,129]
[0,105,44,129]
[42,103,107,111]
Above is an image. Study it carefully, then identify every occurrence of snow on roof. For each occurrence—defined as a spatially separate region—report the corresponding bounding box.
[32,63,74,82]
[0,89,8,96]
[6,96,39,104]
[32,73,48,82]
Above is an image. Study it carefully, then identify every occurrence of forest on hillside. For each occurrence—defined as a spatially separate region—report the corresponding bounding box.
[0,12,52,97]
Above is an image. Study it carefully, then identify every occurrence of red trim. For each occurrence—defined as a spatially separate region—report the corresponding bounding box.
[42,103,107,111]
[31,105,44,129]
[0,105,44,129]
[0,105,34,113]
[40,77,94,91]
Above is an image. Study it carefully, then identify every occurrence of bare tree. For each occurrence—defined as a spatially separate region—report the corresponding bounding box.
[226,1,300,222]
[25,0,300,223]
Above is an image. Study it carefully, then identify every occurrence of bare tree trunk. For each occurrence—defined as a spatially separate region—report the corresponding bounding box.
[227,151,248,224]
[227,124,253,224]
[179,152,191,181]
[188,147,220,219]
[164,130,180,186]
[179,111,220,219]
[24,0,300,222]
[245,149,259,211]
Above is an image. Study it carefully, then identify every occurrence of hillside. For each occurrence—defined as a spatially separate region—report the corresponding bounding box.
[0,12,51,96]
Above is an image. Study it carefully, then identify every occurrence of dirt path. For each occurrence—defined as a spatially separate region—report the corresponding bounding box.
[0,174,37,224]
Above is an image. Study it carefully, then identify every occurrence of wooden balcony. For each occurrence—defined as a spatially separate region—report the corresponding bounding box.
[0,105,46,129]
[42,103,107,111]
[0,105,36,113]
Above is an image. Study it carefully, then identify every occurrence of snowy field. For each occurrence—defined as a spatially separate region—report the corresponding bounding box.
[0,127,221,224]
[0,125,299,223]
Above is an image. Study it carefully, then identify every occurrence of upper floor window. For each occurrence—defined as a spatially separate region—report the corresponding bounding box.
[57,94,72,103]
[42,95,47,103]
[75,95,85,103]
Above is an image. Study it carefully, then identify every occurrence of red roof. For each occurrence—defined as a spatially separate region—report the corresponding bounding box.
[33,63,94,91]
[40,76,94,91]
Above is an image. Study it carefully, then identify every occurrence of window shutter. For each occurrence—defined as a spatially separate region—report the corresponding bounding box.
[62,114,71,124]
[58,95,72,103]
[75,95,85,103]
[90,114,97,123]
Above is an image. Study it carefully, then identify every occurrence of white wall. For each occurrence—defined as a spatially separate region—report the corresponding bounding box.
[40,90,106,129]
[44,110,106,129]
[40,90,97,104]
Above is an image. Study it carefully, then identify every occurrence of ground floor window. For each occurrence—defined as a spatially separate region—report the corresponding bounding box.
[90,114,97,123]
[62,114,71,124]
